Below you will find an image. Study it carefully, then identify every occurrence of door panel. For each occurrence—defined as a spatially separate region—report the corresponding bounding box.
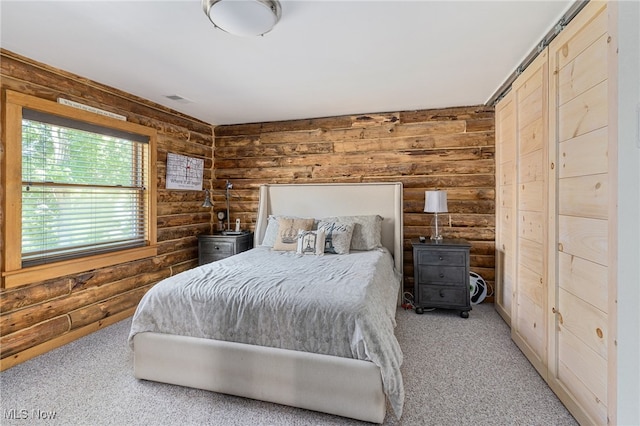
[548,2,612,424]
[494,92,516,325]
[512,50,549,375]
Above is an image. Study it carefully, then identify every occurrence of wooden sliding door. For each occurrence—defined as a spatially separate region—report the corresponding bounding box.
[548,2,614,424]
[495,2,618,423]
[494,91,516,325]
[495,52,550,368]
[512,50,549,376]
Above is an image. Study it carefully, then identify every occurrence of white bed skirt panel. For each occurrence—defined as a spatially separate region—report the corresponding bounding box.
[133,332,387,424]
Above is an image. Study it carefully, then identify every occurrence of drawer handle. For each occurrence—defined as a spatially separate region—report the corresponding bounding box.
[439,290,445,298]
[214,246,220,250]
[439,256,443,261]
[439,273,445,278]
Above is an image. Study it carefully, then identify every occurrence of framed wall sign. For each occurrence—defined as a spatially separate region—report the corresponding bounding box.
[166,152,204,190]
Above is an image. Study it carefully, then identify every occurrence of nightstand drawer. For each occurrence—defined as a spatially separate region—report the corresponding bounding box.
[417,250,466,266]
[236,239,252,253]
[201,241,233,255]
[418,286,468,306]
[418,265,467,285]
[205,253,231,263]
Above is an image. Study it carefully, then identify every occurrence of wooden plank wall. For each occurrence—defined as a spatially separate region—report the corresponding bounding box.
[0,50,214,368]
[0,50,496,367]
[214,108,496,296]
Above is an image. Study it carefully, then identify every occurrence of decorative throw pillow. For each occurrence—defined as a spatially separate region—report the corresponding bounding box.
[296,230,326,256]
[272,217,314,251]
[261,216,320,247]
[260,215,279,247]
[317,221,354,254]
[321,215,383,250]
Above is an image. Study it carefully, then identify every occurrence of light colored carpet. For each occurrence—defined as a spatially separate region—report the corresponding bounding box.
[0,303,576,425]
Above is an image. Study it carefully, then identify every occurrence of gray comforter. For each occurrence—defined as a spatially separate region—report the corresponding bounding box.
[128,246,404,417]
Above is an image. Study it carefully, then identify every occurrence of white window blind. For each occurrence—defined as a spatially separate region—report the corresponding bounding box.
[21,109,150,267]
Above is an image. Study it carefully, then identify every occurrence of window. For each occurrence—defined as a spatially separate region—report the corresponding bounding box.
[2,91,157,288]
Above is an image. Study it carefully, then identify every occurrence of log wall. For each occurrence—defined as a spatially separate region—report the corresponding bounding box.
[0,50,214,369]
[0,49,496,368]
[214,108,496,297]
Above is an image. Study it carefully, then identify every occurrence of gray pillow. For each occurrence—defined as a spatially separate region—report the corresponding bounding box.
[320,215,382,250]
[317,221,354,254]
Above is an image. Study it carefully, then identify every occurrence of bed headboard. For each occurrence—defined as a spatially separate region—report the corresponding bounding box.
[254,182,404,276]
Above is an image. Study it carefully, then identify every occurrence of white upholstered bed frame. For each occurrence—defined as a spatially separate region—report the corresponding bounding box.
[133,182,404,423]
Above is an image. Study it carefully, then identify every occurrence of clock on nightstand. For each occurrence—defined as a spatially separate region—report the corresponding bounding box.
[216,210,227,231]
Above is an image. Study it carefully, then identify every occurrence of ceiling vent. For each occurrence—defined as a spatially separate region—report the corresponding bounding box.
[165,94,193,104]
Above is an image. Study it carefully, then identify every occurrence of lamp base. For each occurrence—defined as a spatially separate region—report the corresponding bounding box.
[430,213,445,242]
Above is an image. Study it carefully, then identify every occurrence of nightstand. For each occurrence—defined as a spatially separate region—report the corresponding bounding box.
[411,238,471,318]
[198,232,254,265]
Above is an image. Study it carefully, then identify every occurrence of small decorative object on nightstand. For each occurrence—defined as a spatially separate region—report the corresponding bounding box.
[411,238,471,318]
[198,231,253,265]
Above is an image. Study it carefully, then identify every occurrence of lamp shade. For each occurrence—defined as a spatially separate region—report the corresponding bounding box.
[424,190,448,213]
[203,0,281,37]
[202,189,213,208]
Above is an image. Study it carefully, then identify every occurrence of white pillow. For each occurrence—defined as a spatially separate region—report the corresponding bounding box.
[317,221,354,254]
[320,215,383,250]
[296,230,326,256]
[260,215,279,247]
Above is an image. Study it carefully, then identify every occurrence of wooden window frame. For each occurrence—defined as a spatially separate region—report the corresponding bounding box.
[1,90,158,289]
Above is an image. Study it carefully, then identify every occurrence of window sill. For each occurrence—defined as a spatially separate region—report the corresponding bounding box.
[2,245,158,289]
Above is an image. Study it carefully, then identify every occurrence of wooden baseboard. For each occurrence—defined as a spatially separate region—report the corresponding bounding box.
[0,307,135,372]
[494,302,511,327]
[548,377,599,426]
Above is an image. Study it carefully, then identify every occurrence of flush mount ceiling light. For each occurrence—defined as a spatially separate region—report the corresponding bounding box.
[202,0,282,37]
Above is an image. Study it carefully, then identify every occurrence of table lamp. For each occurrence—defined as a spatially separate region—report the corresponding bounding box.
[424,190,448,241]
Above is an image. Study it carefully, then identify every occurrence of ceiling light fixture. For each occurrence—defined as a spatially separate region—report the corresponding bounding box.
[202,0,282,37]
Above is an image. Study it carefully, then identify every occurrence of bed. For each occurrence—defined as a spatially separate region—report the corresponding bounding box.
[129,182,404,423]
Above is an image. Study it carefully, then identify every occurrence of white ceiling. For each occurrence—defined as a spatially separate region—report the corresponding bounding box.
[0,0,573,126]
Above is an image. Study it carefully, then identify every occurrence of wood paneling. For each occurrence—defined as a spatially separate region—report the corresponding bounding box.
[494,91,516,323]
[558,251,608,313]
[496,5,617,422]
[558,173,608,219]
[548,2,614,424]
[515,292,545,359]
[215,107,495,295]
[558,80,609,142]
[0,50,495,367]
[558,126,608,179]
[511,49,549,376]
[557,325,608,425]
[0,49,214,368]
[558,216,608,266]
[558,288,608,359]
[558,34,608,105]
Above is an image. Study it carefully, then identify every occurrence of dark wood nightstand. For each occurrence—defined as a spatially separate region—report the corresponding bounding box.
[411,238,472,318]
[198,232,254,265]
